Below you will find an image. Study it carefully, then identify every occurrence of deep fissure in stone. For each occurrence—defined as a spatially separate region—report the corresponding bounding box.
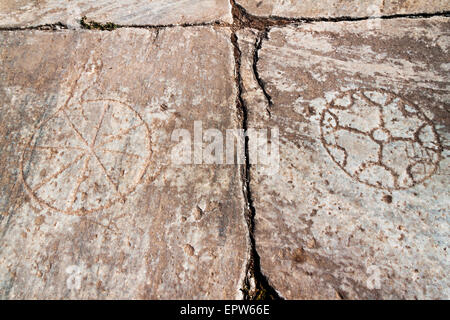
[230,0,281,300]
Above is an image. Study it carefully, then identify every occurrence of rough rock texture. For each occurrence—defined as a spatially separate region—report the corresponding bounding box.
[0,0,232,28]
[0,27,249,299]
[236,0,450,18]
[237,17,449,299]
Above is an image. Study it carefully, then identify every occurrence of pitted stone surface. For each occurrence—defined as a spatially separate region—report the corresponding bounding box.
[236,0,450,18]
[0,0,232,28]
[0,27,248,299]
[237,17,449,299]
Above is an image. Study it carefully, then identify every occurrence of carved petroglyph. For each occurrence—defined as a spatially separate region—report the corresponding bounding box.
[320,89,442,190]
[20,98,151,215]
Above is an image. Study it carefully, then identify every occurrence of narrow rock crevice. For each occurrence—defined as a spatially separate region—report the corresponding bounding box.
[230,0,281,300]
[230,33,281,300]
[252,30,273,116]
[0,22,68,31]
[263,10,450,23]
[80,16,225,30]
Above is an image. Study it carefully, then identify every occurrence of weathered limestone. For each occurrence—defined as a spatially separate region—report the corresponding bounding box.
[0,0,232,28]
[237,17,449,299]
[0,27,248,299]
[236,0,450,18]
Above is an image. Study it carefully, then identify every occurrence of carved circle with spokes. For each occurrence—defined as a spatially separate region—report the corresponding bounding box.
[20,99,151,215]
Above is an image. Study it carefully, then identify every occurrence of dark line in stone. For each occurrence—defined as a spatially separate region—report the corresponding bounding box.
[230,0,281,301]
[0,22,69,31]
[266,10,450,24]
[0,10,448,32]
[80,16,227,31]
[253,30,273,116]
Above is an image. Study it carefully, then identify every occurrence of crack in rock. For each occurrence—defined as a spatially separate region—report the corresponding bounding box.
[253,30,273,116]
[79,16,225,30]
[230,0,281,300]
[0,22,69,31]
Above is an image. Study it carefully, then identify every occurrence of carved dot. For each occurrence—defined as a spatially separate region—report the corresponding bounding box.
[183,244,195,257]
[193,206,203,220]
[382,195,393,204]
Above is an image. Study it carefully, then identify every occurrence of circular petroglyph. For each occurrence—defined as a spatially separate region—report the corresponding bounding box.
[21,99,151,215]
[320,89,442,190]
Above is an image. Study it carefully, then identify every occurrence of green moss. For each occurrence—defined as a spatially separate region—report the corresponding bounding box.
[80,16,119,31]
[241,279,278,300]
[253,284,278,300]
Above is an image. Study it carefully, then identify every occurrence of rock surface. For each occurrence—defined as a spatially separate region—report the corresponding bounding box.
[0,0,232,28]
[236,0,450,18]
[0,27,248,299]
[237,17,449,299]
[1,0,449,301]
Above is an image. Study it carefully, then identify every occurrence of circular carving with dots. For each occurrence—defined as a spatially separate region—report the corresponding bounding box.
[20,99,152,215]
[320,89,442,190]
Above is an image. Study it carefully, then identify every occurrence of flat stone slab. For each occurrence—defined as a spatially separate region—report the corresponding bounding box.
[237,0,449,18]
[237,17,449,299]
[0,0,232,28]
[0,27,248,299]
